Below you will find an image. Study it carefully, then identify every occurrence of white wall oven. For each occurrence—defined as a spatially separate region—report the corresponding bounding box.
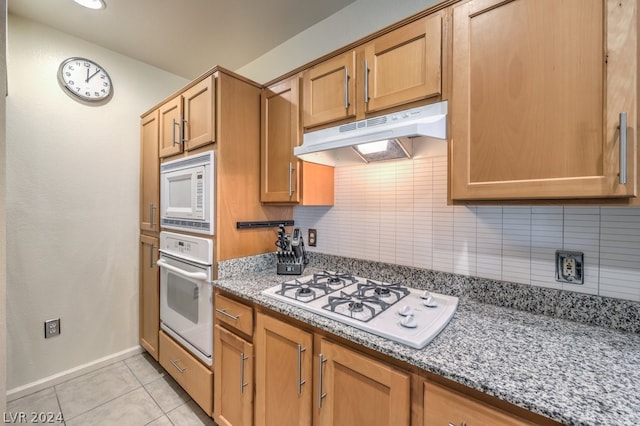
[160,151,215,235]
[158,231,214,366]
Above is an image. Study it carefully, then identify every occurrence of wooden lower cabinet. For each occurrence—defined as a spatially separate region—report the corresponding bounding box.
[139,234,159,360]
[255,312,314,426]
[213,325,253,426]
[318,339,411,426]
[159,331,213,414]
[423,380,533,426]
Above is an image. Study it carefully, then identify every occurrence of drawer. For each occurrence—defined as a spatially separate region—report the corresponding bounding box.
[215,292,254,336]
[159,331,213,414]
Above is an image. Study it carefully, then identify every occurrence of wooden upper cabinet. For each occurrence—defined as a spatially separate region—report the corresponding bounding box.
[159,76,215,158]
[159,95,183,158]
[450,0,637,200]
[262,76,335,205]
[303,51,357,128]
[317,339,410,426]
[302,12,444,129]
[140,110,159,232]
[183,76,216,151]
[261,76,302,203]
[364,13,442,114]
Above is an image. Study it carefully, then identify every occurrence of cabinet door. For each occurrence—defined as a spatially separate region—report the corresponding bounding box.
[139,235,159,360]
[158,96,184,158]
[303,51,357,128]
[450,0,637,200]
[255,313,313,426]
[364,13,442,114]
[261,77,301,203]
[140,111,159,232]
[214,325,253,426]
[184,76,216,151]
[423,380,533,426]
[318,339,410,426]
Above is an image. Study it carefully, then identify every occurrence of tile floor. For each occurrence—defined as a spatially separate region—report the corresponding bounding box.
[6,352,216,425]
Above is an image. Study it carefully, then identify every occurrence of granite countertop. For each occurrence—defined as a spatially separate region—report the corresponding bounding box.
[213,262,640,426]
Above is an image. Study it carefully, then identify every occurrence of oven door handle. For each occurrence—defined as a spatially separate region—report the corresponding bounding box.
[157,258,208,281]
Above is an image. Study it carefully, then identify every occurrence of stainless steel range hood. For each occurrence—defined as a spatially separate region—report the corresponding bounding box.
[295,101,447,166]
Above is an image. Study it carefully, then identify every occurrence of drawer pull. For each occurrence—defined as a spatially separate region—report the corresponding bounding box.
[169,359,186,374]
[216,308,239,321]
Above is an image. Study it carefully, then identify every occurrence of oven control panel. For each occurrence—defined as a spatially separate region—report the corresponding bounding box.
[159,231,213,264]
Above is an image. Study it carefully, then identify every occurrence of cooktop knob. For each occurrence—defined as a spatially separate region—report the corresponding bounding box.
[398,305,413,316]
[421,290,431,299]
[422,296,438,308]
[400,315,418,328]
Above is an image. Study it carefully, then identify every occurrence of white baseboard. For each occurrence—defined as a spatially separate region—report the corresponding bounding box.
[6,345,144,402]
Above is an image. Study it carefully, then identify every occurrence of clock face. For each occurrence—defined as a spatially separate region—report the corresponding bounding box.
[58,57,113,102]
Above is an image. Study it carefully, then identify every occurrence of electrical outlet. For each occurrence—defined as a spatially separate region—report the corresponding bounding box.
[308,229,317,247]
[555,251,584,284]
[44,318,61,338]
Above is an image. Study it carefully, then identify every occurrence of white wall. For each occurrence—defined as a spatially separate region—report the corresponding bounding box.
[5,15,188,392]
[237,0,441,83]
[1,0,7,412]
[295,155,640,302]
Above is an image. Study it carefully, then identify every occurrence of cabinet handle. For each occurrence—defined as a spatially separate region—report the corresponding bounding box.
[148,203,156,228]
[297,344,306,395]
[364,59,369,104]
[172,118,179,147]
[447,423,467,426]
[344,67,350,109]
[240,352,249,393]
[169,359,186,374]
[288,162,295,197]
[318,354,327,408]
[215,308,240,321]
[180,118,187,146]
[141,241,157,268]
[619,112,628,185]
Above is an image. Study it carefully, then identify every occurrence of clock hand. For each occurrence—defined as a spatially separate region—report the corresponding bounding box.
[86,68,101,82]
[85,67,90,83]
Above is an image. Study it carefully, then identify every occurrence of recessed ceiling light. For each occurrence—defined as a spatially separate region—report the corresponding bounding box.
[73,0,106,10]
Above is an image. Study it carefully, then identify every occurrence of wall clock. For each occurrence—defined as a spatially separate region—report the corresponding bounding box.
[58,57,113,102]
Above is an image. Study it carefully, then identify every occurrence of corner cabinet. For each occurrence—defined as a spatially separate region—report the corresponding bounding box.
[139,235,159,360]
[450,0,638,200]
[302,12,443,129]
[261,75,334,205]
[159,76,215,158]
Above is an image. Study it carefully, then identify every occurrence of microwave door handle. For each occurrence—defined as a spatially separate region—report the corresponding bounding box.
[156,259,208,281]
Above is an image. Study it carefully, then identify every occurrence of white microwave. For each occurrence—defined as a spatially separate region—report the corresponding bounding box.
[160,151,214,235]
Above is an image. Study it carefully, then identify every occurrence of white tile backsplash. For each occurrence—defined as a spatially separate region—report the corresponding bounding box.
[295,155,640,302]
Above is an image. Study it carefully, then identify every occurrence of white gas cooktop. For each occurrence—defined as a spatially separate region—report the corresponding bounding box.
[262,271,458,349]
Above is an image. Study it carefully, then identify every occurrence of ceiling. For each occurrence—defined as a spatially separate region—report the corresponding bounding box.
[8,0,357,80]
